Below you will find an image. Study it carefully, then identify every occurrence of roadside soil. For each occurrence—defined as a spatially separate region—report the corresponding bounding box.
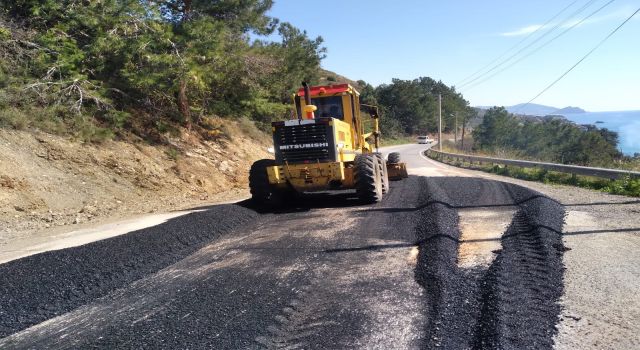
[0,123,270,246]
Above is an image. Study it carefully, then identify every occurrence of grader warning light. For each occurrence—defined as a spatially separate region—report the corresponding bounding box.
[249,82,408,206]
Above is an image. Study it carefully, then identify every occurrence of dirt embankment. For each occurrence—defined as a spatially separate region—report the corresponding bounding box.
[0,121,270,243]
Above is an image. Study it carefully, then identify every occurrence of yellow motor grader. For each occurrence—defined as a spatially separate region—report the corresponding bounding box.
[249,82,407,205]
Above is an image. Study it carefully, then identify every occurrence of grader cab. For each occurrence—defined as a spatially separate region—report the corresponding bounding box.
[249,82,407,206]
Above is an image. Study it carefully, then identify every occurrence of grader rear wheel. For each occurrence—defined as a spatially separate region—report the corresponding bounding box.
[249,159,283,207]
[374,153,390,194]
[354,154,383,203]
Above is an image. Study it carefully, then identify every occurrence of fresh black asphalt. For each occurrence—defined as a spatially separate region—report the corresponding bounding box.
[0,176,566,349]
[0,204,259,337]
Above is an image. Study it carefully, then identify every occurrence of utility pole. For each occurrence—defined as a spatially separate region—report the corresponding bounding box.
[438,94,442,151]
[454,112,458,146]
[461,116,466,150]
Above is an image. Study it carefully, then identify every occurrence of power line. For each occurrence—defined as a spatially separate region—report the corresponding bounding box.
[455,0,580,87]
[515,7,640,113]
[462,0,615,92]
[456,0,580,86]
[458,0,601,90]
[458,0,600,89]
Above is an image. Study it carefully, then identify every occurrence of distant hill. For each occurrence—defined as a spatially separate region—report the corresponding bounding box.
[318,68,363,90]
[555,106,586,114]
[475,103,587,116]
[506,103,558,116]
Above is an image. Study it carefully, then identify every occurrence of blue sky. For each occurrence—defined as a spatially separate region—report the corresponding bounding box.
[265,0,639,111]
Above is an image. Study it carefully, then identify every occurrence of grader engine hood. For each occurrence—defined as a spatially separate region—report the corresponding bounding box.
[272,118,337,164]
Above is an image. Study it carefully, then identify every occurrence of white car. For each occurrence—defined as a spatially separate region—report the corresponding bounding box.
[416,135,431,144]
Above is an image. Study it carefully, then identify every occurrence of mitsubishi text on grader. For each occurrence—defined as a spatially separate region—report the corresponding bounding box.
[249,82,408,206]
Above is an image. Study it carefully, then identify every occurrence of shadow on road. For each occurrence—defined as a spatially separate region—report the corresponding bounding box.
[235,191,366,214]
[563,227,640,236]
[359,194,552,213]
[321,225,640,255]
[563,200,640,206]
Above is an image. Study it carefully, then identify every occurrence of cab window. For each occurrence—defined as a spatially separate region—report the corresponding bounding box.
[311,96,344,119]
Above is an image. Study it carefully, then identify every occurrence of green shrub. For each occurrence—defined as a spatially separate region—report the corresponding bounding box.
[380,135,415,146]
[246,98,289,132]
[0,27,10,40]
[602,177,640,197]
[102,110,130,129]
[0,65,7,89]
[236,117,269,141]
[165,147,179,160]
[0,107,29,129]
[69,114,114,143]
[0,104,115,142]
[155,120,173,134]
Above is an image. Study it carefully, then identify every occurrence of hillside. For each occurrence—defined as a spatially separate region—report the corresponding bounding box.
[0,121,270,242]
[504,103,587,116]
[0,1,325,238]
[318,68,363,90]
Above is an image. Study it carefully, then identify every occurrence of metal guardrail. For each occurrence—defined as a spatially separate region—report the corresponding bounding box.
[426,149,640,180]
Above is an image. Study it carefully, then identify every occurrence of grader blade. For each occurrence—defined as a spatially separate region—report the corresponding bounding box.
[387,162,408,180]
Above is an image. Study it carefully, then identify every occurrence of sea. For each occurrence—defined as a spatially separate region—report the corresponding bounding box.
[559,110,640,156]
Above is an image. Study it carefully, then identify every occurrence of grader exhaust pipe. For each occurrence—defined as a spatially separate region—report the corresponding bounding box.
[301,82,317,119]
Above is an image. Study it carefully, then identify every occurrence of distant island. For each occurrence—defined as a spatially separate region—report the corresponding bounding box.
[476,103,587,116]
[554,106,586,114]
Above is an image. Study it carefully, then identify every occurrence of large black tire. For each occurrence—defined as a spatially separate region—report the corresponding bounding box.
[388,152,401,164]
[354,154,383,203]
[374,153,390,194]
[249,159,282,207]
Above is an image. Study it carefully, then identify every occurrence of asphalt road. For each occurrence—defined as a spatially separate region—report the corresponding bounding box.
[1,143,568,349]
